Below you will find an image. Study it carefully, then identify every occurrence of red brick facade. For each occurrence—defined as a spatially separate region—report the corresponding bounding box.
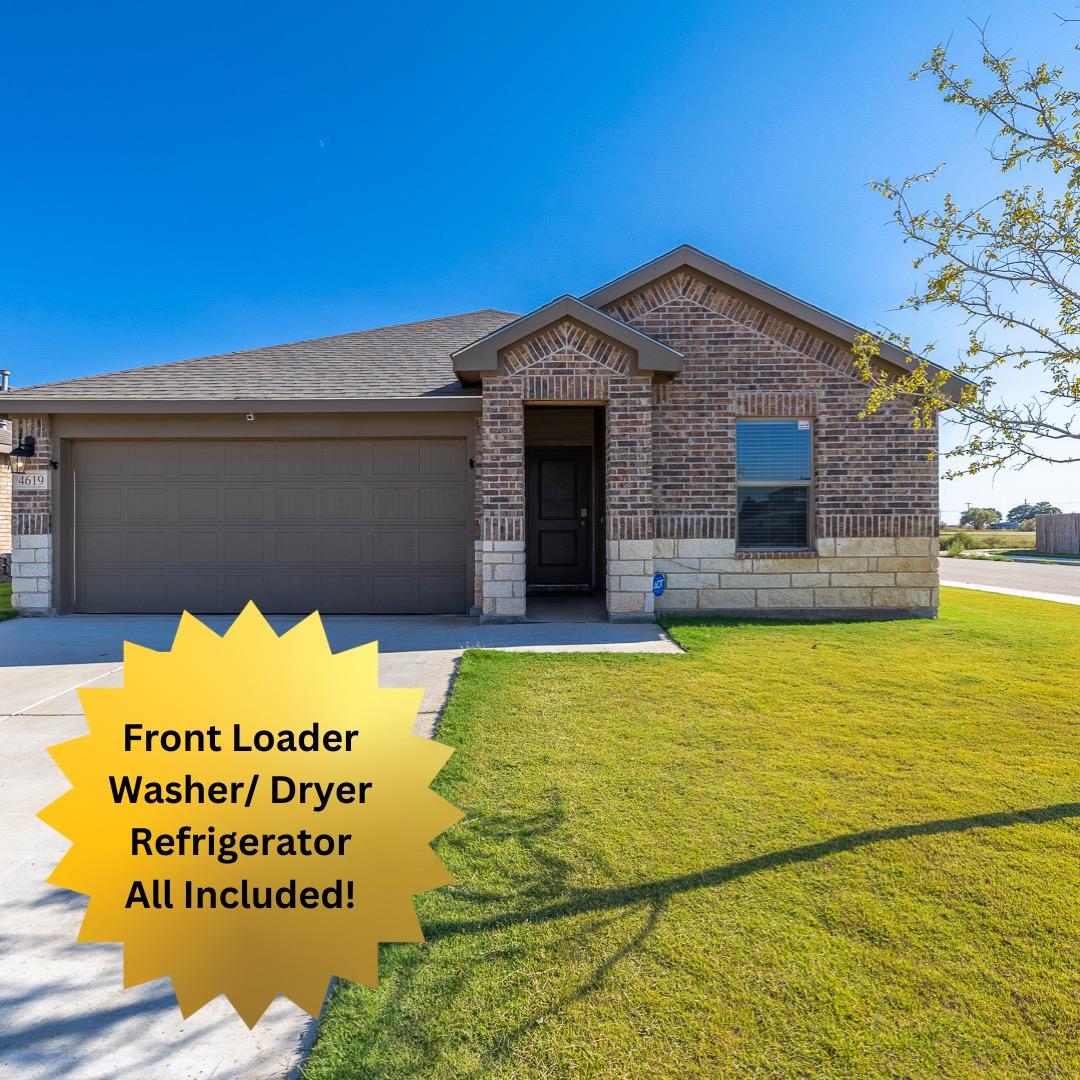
[10,416,54,613]
[475,319,655,618]
[475,267,939,621]
[606,269,938,541]
[11,416,52,537]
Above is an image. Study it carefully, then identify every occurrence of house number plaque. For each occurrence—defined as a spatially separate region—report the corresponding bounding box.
[14,470,50,492]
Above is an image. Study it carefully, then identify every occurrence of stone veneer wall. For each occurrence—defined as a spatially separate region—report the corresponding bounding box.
[654,537,939,616]
[10,416,53,614]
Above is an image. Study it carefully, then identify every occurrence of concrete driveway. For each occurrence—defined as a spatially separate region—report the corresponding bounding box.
[0,613,678,1080]
[940,557,1080,604]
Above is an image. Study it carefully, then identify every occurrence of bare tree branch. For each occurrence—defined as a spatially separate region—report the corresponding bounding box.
[856,23,1080,478]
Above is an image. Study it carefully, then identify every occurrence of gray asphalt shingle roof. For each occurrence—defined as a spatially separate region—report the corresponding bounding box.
[10,309,518,401]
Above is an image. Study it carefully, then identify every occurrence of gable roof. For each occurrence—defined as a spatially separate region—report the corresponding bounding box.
[583,244,971,397]
[3,244,970,414]
[451,295,683,382]
[3,310,517,413]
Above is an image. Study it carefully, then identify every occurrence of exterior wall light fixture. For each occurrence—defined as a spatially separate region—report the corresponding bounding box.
[9,435,58,472]
[9,435,35,473]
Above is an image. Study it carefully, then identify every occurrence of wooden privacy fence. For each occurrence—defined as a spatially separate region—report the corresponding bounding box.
[1036,513,1080,555]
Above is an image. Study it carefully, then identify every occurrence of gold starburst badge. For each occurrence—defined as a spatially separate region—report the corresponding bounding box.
[38,603,463,1027]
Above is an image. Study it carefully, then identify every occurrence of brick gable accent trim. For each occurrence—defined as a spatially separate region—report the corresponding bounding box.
[603,269,873,383]
[502,318,632,377]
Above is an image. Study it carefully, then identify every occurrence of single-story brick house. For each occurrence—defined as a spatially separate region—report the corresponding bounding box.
[3,245,961,621]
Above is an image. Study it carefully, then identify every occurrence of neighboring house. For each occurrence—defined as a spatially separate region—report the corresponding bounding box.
[3,245,961,620]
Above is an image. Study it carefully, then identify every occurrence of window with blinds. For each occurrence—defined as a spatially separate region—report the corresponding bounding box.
[735,419,812,549]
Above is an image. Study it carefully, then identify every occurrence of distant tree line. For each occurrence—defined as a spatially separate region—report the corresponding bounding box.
[958,502,1062,530]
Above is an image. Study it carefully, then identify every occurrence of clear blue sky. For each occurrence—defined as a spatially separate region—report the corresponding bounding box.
[2,1,1076,519]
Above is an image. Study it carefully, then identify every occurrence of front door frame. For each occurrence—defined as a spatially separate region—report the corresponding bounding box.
[524,444,594,591]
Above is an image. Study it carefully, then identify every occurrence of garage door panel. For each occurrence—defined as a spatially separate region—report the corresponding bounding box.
[420,487,466,521]
[419,530,466,565]
[371,488,418,520]
[73,439,468,614]
[223,488,268,521]
[76,443,127,474]
[167,575,220,612]
[125,531,170,565]
[77,530,123,566]
[224,444,276,477]
[80,486,125,522]
[372,530,419,566]
[177,487,221,520]
[177,532,221,565]
[317,575,374,612]
[127,489,169,521]
[319,531,364,566]
[276,530,321,564]
[81,574,169,613]
[372,442,419,476]
[419,441,466,475]
[274,488,318,519]
[421,575,467,612]
[177,444,225,476]
[372,574,418,609]
[224,531,263,564]
[322,442,372,476]
[280,443,324,476]
[127,444,176,476]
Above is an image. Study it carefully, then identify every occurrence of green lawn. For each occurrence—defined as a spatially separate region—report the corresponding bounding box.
[0,580,15,619]
[941,529,1036,550]
[303,589,1080,1079]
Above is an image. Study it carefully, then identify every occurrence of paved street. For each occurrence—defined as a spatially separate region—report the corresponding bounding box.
[940,557,1080,604]
[0,612,678,1080]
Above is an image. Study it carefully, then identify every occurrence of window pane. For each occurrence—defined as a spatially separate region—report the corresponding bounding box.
[738,486,809,548]
[736,420,811,482]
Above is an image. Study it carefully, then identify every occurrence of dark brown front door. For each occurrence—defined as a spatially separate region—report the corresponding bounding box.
[525,447,592,588]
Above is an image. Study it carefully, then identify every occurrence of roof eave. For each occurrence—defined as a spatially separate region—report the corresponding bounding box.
[583,244,973,405]
[0,396,483,415]
[451,294,683,383]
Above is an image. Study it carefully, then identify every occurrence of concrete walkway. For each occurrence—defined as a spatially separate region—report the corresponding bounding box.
[940,557,1080,606]
[0,612,678,1080]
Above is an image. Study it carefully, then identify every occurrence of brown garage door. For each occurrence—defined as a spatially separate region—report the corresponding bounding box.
[72,439,469,614]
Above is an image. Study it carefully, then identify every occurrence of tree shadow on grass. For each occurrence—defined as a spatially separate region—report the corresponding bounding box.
[428,801,1080,942]
[315,800,1080,1078]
